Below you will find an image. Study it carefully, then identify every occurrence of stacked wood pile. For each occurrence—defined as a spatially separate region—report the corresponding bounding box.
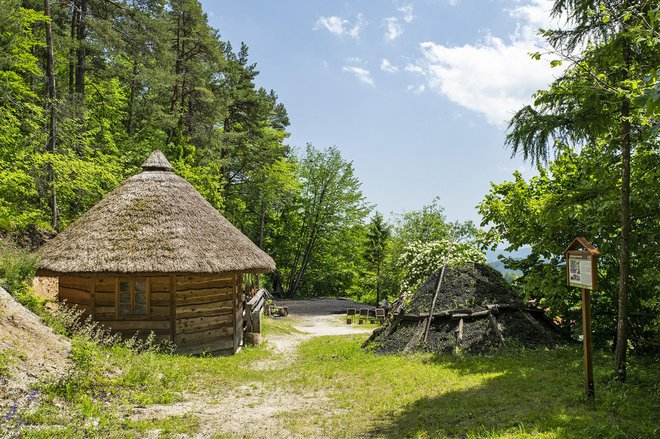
[363,263,568,354]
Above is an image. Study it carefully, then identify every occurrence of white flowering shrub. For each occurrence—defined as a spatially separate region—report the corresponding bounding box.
[398,239,486,294]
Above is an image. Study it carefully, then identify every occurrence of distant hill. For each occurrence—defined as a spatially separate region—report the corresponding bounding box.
[485,246,529,281]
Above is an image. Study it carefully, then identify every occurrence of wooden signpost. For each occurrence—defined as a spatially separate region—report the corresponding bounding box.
[564,237,600,399]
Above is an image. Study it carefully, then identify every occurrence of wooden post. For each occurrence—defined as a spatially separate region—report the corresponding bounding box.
[565,237,600,399]
[582,288,594,398]
[455,318,464,349]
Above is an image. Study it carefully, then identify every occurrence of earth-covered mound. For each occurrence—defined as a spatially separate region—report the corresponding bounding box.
[364,263,568,354]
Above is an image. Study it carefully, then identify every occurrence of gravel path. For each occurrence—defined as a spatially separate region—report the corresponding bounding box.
[267,298,374,353]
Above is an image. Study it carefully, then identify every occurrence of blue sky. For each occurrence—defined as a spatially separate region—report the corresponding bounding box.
[200,0,562,225]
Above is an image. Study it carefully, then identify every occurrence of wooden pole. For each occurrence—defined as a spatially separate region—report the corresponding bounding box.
[581,287,594,398]
[423,240,455,342]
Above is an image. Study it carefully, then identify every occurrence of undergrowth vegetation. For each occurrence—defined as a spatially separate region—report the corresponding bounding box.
[0,241,38,297]
[2,317,658,438]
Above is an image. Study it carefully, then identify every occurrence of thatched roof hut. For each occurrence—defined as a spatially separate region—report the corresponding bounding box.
[37,151,274,355]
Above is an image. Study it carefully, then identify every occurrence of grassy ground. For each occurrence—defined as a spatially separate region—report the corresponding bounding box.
[3,317,659,438]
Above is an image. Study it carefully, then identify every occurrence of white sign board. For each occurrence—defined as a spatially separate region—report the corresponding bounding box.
[568,253,595,290]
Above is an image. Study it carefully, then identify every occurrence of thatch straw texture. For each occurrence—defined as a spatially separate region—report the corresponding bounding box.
[38,152,275,275]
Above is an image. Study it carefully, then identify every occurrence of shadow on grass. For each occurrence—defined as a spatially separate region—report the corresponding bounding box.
[367,348,658,438]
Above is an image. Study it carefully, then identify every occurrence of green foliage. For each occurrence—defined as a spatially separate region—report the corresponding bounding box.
[0,241,39,294]
[483,0,659,353]
[355,212,392,305]
[398,240,487,294]
[359,199,483,303]
[0,1,48,231]
[0,349,12,378]
[277,144,370,297]
[479,142,659,348]
[393,196,450,244]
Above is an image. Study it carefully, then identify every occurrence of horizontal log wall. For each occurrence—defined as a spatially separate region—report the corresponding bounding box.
[149,276,171,321]
[58,274,244,354]
[59,276,92,315]
[93,276,115,320]
[94,275,171,340]
[174,275,236,355]
[59,275,172,342]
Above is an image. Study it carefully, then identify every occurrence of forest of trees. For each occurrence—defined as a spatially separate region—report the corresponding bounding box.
[0,0,658,375]
[479,0,659,376]
[0,0,481,303]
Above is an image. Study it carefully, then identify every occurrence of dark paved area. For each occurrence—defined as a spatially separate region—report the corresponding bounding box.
[274,298,375,316]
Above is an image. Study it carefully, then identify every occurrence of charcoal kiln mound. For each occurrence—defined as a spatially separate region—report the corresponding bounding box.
[363,263,568,355]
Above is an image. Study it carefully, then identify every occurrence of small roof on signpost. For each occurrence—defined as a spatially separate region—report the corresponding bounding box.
[564,237,601,256]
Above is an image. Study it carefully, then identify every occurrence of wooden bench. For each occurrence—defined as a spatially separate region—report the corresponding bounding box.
[346,308,356,324]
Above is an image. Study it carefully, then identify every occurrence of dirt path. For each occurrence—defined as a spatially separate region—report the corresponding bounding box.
[267,299,374,354]
[133,298,375,439]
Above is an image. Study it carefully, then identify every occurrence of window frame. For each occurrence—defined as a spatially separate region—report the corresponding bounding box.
[115,277,150,319]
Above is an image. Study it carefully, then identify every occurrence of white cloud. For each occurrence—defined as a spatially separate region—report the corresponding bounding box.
[447,0,459,6]
[404,64,424,74]
[381,59,399,73]
[407,84,426,94]
[314,14,365,39]
[398,5,414,23]
[342,66,375,87]
[410,0,563,126]
[509,0,555,29]
[383,4,414,41]
[384,17,403,41]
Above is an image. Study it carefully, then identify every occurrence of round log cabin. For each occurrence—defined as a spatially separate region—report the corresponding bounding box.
[36,150,275,355]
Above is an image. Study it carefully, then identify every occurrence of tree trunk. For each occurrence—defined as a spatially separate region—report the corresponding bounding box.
[75,0,87,96]
[375,264,381,306]
[69,0,79,94]
[44,0,58,229]
[287,183,329,296]
[167,12,182,145]
[127,61,138,135]
[614,32,632,382]
[288,227,317,297]
[258,201,266,249]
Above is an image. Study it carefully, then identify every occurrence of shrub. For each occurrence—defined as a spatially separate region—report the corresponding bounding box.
[0,240,39,294]
[398,239,487,294]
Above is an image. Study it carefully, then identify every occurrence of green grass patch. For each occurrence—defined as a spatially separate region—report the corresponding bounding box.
[336,314,382,329]
[285,336,660,438]
[0,241,38,294]
[262,315,305,336]
[124,414,201,438]
[0,348,13,378]
[9,324,659,438]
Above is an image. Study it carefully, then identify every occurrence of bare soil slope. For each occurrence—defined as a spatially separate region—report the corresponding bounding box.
[0,287,70,409]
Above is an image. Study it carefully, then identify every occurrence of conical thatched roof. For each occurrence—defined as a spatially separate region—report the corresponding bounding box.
[364,263,567,354]
[38,151,275,275]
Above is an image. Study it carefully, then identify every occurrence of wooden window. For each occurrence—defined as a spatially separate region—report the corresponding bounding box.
[116,278,150,318]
